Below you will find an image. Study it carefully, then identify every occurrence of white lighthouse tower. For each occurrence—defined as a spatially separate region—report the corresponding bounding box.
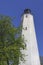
[19,9,41,65]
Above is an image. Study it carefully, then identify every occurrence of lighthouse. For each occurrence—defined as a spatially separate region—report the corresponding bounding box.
[19,9,41,65]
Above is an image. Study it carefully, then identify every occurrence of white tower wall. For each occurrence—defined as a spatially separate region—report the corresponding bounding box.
[19,9,41,65]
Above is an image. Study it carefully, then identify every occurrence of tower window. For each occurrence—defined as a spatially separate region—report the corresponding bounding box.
[26,15,28,18]
[23,27,27,30]
[25,27,27,30]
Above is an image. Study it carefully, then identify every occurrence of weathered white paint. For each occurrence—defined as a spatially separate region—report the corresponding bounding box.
[19,12,41,65]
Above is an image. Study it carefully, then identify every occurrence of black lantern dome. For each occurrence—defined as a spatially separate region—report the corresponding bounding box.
[24,9,31,14]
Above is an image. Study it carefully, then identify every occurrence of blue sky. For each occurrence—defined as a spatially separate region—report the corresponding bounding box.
[0,0,43,56]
